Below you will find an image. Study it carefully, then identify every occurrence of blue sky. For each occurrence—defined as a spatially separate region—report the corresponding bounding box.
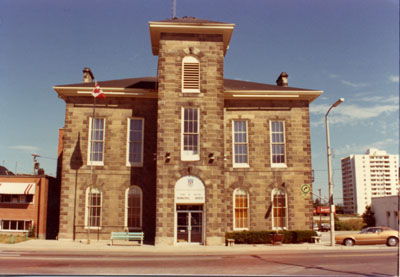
[0,0,398,204]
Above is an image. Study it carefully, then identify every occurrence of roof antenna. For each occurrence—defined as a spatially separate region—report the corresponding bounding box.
[172,0,176,18]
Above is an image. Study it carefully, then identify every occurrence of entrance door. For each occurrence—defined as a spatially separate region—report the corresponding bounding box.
[176,205,203,244]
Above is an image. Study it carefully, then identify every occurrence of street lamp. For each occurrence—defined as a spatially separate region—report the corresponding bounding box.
[325,98,344,246]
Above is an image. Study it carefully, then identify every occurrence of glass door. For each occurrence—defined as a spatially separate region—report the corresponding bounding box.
[190,212,202,243]
[176,205,203,244]
[177,212,189,243]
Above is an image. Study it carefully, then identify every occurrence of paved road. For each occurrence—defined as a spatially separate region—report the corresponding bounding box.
[0,248,397,275]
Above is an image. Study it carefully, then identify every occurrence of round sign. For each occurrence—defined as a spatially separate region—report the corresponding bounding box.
[301,184,311,194]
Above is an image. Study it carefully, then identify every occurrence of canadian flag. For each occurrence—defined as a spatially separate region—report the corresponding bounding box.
[92,82,106,99]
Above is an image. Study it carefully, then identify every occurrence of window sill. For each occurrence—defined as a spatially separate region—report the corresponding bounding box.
[126,163,143,168]
[87,162,104,167]
[0,202,33,205]
[233,228,249,231]
[271,164,287,169]
[182,90,200,93]
[181,156,200,161]
[84,227,102,230]
[233,164,250,169]
[0,230,29,232]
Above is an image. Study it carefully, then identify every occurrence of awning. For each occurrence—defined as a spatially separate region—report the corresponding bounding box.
[0,182,36,194]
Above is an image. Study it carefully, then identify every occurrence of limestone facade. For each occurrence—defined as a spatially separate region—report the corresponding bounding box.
[54,18,321,245]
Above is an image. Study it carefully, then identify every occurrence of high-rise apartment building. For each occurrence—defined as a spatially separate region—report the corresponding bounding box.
[341,148,399,215]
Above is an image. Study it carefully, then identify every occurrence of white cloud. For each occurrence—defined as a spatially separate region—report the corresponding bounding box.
[359,95,399,104]
[310,103,398,127]
[389,75,399,83]
[8,145,39,153]
[341,80,369,88]
[334,138,397,157]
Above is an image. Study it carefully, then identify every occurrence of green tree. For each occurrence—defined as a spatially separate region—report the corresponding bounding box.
[362,205,376,227]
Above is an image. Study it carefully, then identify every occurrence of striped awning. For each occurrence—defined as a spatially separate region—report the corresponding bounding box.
[0,182,36,194]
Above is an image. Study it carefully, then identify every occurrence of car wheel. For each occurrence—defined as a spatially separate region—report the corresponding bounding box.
[344,239,355,246]
[387,237,398,247]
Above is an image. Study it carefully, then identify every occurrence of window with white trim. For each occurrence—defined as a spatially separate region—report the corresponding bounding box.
[88,117,105,166]
[272,188,287,229]
[1,220,32,231]
[181,107,199,161]
[85,187,102,229]
[125,186,142,230]
[182,56,200,93]
[233,188,249,230]
[233,120,249,167]
[127,118,144,167]
[270,121,286,167]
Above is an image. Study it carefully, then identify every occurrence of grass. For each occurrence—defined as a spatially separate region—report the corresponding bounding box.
[0,234,29,244]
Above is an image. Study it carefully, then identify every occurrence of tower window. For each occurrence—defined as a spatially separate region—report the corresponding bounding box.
[182,56,200,93]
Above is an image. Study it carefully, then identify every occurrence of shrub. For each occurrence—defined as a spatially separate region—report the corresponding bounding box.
[335,219,364,231]
[362,205,376,227]
[225,230,318,244]
[28,224,36,238]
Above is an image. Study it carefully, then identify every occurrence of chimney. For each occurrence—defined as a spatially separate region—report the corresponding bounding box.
[276,72,288,87]
[83,67,95,83]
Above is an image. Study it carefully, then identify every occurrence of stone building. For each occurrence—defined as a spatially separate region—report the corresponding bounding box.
[53,17,322,245]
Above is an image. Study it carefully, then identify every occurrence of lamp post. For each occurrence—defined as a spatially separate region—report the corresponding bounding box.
[325,98,344,246]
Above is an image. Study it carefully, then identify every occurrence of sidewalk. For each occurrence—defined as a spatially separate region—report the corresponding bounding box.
[0,233,388,254]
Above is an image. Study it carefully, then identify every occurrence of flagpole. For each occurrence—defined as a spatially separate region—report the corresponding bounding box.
[88,81,97,244]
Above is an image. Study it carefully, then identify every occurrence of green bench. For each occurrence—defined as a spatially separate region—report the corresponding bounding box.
[110,232,144,246]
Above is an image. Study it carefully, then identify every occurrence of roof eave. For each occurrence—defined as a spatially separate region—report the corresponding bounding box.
[224,90,323,103]
[53,86,158,100]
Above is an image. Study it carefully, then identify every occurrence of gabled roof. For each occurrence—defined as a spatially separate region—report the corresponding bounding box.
[53,77,322,102]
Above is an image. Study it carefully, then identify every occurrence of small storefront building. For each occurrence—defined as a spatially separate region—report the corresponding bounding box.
[0,175,59,239]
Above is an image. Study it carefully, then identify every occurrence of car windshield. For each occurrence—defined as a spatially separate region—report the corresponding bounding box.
[359,228,370,234]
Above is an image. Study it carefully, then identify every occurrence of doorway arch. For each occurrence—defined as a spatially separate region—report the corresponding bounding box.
[175,175,205,244]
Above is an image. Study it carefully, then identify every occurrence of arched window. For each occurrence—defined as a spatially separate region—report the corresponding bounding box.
[126,186,142,230]
[272,188,287,229]
[233,188,249,230]
[85,187,102,228]
[182,56,200,93]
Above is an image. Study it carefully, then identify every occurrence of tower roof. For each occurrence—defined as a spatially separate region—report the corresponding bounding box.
[149,17,235,56]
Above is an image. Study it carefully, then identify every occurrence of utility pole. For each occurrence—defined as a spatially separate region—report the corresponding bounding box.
[319,189,322,228]
[32,154,40,175]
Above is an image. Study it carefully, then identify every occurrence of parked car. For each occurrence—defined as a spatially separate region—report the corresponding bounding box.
[319,223,330,232]
[335,226,399,247]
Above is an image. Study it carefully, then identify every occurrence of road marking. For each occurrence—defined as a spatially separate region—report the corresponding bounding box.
[323,253,395,257]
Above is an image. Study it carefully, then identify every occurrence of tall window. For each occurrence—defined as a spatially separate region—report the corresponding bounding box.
[233,120,249,167]
[88,118,105,166]
[270,121,286,167]
[234,189,249,230]
[182,107,199,161]
[85,187,102,228]
[127,118,144,166]
[272,188,287,229]
[182,56,200,93]
[126,186,142,230]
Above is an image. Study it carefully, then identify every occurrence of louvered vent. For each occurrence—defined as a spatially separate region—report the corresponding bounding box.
[182,56,200,92]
